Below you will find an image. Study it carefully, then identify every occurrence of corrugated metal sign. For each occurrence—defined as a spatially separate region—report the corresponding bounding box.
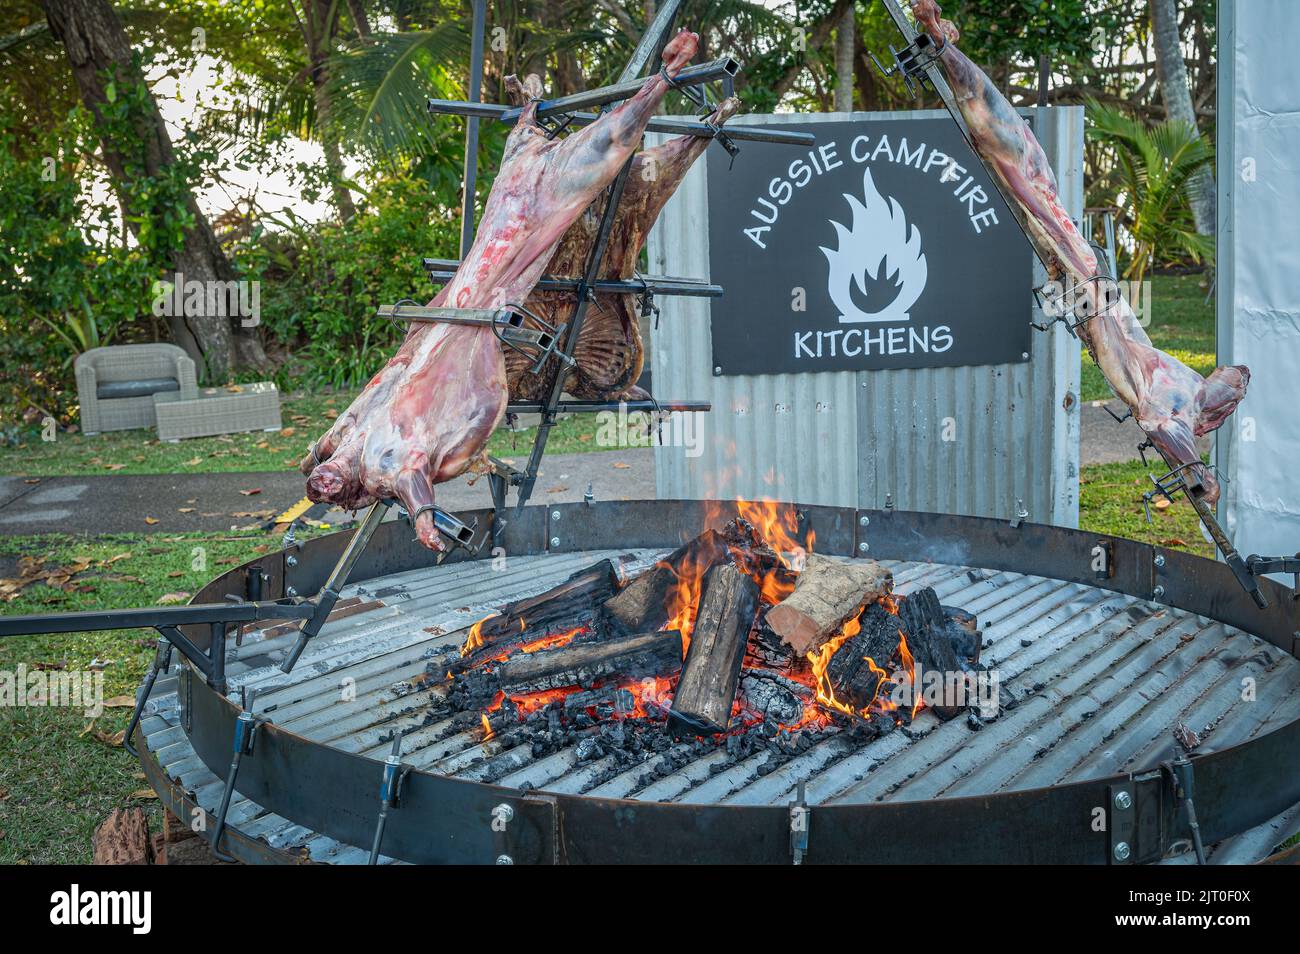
[646,108,1082,526]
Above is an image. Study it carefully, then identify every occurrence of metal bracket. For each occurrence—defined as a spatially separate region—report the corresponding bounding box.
[368,734,414,865]
[1244,553,1300,599]
[869,31,946,98]
[1165,758,1207,864]
[210,687,268,863]
[789,781,810,864]
[1107,779,1136,864]
[1011,499,1029,529]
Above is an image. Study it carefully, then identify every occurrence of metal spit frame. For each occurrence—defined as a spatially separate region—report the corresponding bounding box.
[871,0,1298,609]
[274,0,815,670]
[150,500,1300,865]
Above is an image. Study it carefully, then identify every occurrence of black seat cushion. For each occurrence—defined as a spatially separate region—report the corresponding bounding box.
[96,378,180,400]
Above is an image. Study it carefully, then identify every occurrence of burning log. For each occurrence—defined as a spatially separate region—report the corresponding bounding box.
[459,560,620,663]
[824,601,903,711]
[765,553,893,656]
[603,530,729,632]
[669,564,760,736]
[897,588,965,719]
[604,517,787,632]
[818,589,976,720]
[942,606,981,665]
[495,630,682,694]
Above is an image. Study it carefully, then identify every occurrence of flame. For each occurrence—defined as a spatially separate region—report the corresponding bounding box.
[821,168,927,325]
[661,499,815,654]
[480,713,494,741]
[461,613,498,656]
[482,625,585,664]
[803,595,915,721]
[897,629,922,720]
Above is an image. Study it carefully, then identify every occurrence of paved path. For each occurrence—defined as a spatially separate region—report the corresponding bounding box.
[1080,399,1213,466]
[0,449,655,537]
[0,407,1210,538]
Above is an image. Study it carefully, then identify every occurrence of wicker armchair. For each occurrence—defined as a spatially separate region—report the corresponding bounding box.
[75,344,198,435]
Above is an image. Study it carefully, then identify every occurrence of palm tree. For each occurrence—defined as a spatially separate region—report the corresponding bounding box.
[1086,100,1215,287]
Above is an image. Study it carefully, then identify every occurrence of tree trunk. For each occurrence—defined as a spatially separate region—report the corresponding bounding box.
[834,6,854,112]
[40,0,268,380]
[1151,0,1214,237]
[308,0,357,223]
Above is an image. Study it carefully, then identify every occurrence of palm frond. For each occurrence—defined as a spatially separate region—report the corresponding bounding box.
[326,25,469,159]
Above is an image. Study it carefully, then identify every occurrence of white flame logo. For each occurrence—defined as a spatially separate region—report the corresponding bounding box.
[820,168,928,324]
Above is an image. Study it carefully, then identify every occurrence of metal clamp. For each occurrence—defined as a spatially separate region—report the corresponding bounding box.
[789,781,810,864]
[368,734,414,865]
[407,503,479,552]
[1141,459,1222,524]
[210,687,268,863]
[1031,274,1124,336]
[869,30,946,98]
[379,301,571,376]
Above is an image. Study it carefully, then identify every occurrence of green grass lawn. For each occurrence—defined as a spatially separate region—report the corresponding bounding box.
[0,528,330,864]
[1080,273,1217,403]
[0,389,649,478]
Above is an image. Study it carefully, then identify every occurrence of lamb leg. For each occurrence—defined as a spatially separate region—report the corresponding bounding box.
[911,1,1248,501]
[301,31,702,548]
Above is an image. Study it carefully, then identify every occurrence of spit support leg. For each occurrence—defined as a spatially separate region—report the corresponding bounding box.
[280,500,391,674]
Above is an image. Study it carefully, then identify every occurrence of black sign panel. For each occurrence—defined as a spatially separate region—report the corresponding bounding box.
[707,117,1032,375]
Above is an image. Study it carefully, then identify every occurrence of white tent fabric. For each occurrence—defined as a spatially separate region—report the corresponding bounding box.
[1217,0,1300,571]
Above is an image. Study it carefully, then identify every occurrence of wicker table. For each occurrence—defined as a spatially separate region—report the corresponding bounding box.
[153,382,282,441]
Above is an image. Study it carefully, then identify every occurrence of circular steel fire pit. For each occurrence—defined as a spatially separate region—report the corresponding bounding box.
[136,500,1300,864]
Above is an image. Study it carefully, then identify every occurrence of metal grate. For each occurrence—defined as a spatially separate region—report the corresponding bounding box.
[141,548,1300,862]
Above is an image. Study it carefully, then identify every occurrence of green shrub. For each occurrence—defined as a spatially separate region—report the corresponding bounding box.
[241,174,461,389]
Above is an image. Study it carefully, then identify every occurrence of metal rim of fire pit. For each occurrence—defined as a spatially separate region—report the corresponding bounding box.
[144,500,1300,864]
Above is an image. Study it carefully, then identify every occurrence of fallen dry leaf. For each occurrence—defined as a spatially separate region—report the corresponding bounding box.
[103,462,126,471]
[1154,498,1172,511]
[545,485,569,493]
[129,789,158,800]
[1160,538,1189,548]
[93,729,126,747]
[177,507,195,513]
[156,592,190,605]
[103,695,135,708]
[183,457,202,466]
[612,462,631,469]
[239,488,262,496]
[167,571,184,578]
[144,516,159,525]
[279,426,296,437]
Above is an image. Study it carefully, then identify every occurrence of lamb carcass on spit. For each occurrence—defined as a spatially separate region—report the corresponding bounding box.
[912,0,1248,502]
[302,30,702,550]
[506,95,740,402]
